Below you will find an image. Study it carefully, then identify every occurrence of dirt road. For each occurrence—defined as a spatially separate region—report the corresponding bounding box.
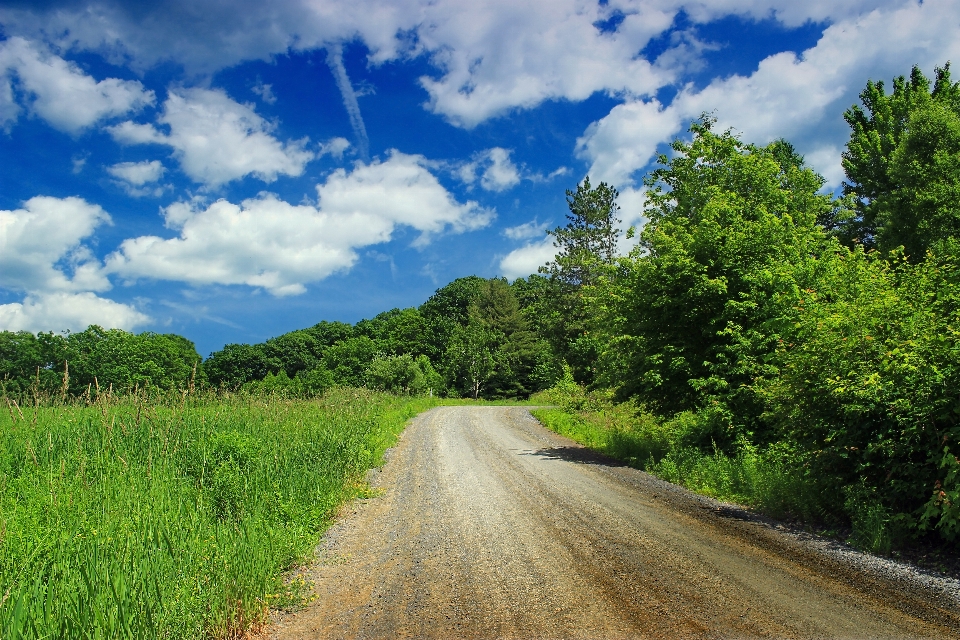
[268,406,960,639]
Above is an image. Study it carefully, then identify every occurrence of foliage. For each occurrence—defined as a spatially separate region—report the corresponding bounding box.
[528,66,960,550]
[533,178,622,384]
[365,354,442,395]
[543,176,622,288]
[1,326,203,397]
[841,63,960,255]
[443,316,496,399]
[608,120,837,446]
[762,243,960,540]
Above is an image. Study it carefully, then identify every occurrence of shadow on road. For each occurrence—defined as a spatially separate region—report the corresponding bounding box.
[520,445,629,467]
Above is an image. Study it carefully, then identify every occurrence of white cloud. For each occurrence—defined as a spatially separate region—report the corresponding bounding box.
[319,136,351,159]
[503,219,548,241]
[0,292,149,333]
[104,151,493,295]
[0,195,148,332]
[0,36,154,133]
[457,147,521,192]
[107,160,168,197]
[576,99,682,187]
[0,196,112,293]
[577,0,960,190]
[109,88,314,187]
[480,148,520,191]
[251,77,276,104]
[108,160,165,185]
[499,237,555,281]
[1,1,903,130]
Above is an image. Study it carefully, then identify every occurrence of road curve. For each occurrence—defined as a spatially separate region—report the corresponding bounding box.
[267,406,960,639]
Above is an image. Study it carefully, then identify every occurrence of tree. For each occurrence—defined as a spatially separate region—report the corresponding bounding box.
[419,276,486,367]
[543,176,622,288]
[262,330,320,378]
[355,307,431,358]
[841,63,960,255]
[204,343,273,388]
[610,119,835,445]
[536,177,623,384]
[444,317,496,399]
[469,278,547,398]
[322,336,378,387]
[365,353,442,394]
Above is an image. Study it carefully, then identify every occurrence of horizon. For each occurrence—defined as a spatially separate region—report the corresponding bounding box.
[2,0,958,357]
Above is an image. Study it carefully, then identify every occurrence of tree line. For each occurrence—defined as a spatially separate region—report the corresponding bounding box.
[4,62,960,543]
[0,276,562,401]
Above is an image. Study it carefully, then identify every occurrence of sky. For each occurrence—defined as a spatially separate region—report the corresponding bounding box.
[1,0,958,358]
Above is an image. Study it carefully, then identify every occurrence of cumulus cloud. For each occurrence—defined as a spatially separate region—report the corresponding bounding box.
[0,36,154,133]
[499,237,555,281]
[0,292,149,333]
[104,151,493,295]
[251,77,276,104]
[0,195,150,332]
[0,196,112,293]
[0,1,900,128]
[457,148,521,192]
[577,0,960,190]
[576,99,681,187]
[108,160,165,185]
[109,88,314,187]
[319,137,351,159]
[107,159,168,197]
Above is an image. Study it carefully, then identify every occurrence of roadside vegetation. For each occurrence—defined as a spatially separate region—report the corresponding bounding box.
[0,388,436,639]
[530,63,960,557]
[3,60,960,637]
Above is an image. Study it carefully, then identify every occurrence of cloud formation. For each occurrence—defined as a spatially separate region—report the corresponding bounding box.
[503,218,548,241]
[107,160,168,196]
[105,151,493,295]
[0,196,112,293]
[0,196,149,332]
[499,237,555,281]
[457,148,521,192]
[578,0,960,189]
[0,1,905,129]
[0,36,154,133]
[109,88,314,187]
[0,292,149,333]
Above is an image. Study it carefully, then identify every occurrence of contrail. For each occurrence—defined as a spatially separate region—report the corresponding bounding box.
[326,43,369,161]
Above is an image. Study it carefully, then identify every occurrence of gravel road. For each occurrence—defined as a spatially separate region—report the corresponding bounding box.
[267,406,960,639]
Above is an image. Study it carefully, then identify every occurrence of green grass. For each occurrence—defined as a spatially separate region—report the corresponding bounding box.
[0,388,437,639]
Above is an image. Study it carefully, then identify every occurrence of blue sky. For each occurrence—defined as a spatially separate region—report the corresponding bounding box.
[1,0,958,357]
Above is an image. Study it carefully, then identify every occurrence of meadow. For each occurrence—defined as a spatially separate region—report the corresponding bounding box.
[0,388,436,639]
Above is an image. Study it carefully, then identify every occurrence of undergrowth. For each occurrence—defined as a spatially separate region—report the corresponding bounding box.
[531,375,862,549]
[0,387,436,639]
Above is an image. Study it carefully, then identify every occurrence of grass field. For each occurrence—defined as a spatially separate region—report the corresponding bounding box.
[0,388,436,639]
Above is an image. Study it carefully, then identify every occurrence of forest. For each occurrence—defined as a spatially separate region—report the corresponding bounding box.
[5,62,960,557]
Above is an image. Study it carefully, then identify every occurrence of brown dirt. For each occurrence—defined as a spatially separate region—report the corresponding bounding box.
[266,406,960,639]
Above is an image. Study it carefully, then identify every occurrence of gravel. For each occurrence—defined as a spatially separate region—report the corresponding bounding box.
[267,406,960,639]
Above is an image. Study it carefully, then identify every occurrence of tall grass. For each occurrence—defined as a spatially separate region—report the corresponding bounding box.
[0,388,435,639]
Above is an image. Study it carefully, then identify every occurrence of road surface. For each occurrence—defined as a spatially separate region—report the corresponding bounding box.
[268,406,960,639]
